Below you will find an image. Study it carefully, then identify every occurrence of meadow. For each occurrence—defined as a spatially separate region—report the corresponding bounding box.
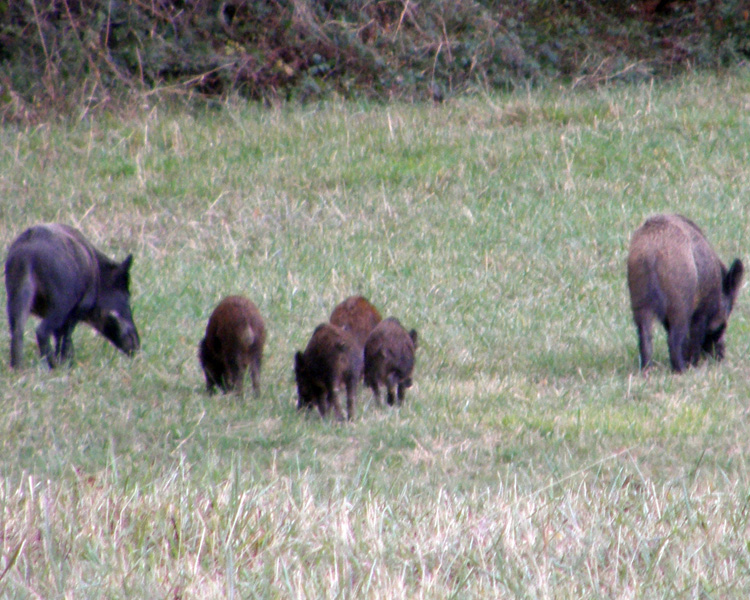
[1,71,750,598]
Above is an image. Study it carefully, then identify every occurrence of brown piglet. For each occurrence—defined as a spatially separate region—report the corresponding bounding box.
[294,323,363,421]
[198,295,266,395]
[364,317,418,406]
[329,295,382,348]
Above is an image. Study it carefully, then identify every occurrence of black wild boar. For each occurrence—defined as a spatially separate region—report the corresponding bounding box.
[329,295,382,348]
[5,223,140,368]
[627,214,744,372]
[364,317,418,406]
[198,295,266,395]
[294,323,363,421]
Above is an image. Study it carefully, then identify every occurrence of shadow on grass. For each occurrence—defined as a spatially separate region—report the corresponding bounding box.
[525,340,642,381]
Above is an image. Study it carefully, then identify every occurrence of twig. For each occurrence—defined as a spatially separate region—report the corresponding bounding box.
[143,63,238,98]
[392,0,410,41]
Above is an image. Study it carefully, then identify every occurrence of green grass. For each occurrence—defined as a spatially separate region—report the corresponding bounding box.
[2,71,750,597]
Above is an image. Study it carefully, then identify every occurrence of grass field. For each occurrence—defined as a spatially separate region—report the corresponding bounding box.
[1,71,750,598]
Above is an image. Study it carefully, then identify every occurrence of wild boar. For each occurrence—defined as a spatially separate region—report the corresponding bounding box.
[329,295,382,348]
[627,213,744,372]
[198,295,266,395]
[294,323,363,421]
[5,223,140,368]
[364,317,418,406]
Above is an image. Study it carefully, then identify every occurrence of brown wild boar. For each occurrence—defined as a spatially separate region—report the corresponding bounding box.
[294,323,363,421]
[5,223,140,368]
[364,317,418,406]
[198,296,266,395]
[329,295,382,347]
[627,214,744,372]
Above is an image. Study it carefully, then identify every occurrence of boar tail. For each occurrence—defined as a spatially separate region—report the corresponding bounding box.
[409,329,418,348]
[239,326,256,349]
[723,259,744,301]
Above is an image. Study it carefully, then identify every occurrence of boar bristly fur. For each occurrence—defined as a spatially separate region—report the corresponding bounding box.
[199,296,266,395]
[364,317,418,406]
[329,295,382,348]
[627,214,744,373]
[294,323,363,421]
[5,223,140,369]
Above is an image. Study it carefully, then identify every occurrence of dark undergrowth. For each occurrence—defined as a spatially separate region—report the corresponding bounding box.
[1,0,749,122]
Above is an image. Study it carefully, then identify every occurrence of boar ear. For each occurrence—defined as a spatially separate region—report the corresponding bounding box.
[112,254,133,290]
[294,351,305,372]
[121,254,134,272]
[409,329,418,348]
[723,259,744,298]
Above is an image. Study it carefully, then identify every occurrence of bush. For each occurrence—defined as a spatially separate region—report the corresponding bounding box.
[1,0,748,121]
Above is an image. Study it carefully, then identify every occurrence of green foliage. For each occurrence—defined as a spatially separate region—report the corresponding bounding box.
[2,0,750,120]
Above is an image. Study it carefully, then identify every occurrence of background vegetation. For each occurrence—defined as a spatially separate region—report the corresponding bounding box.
[2,0,750,121]
[1,70,750,597]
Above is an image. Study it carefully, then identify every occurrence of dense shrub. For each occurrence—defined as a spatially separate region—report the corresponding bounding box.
[1,0,748,120]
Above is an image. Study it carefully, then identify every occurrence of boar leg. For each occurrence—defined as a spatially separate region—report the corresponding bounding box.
[326,389,345,421]
[315,393,329,419]
[666,321,689,373]
[365,368,382,406]
[328,388,349,421]
[386,385,397,406]
[396,384,406,405]
[205,378,218,394]
[205,370,220,395]
[397,378,412,406]
[345,378,357,421]
[367,380,382,405]
[8,309,28,369]
[221,357,243,394]
[385,372,399,406]
[7,277,34,369]
[9,329,24,369]
[688,315,708,366]
[713,339,726,361]
[233,374,244,395]
[633,309,655,370]
[55,325,75,363]
[36,325,56,368]
[36,318,71,368]
[233,365,246,395]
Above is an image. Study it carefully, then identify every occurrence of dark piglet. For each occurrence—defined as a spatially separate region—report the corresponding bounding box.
[5,223,140,368]
[364,317,418,406]
[199,295,266,395]
[329,295,382,348]
[294,323,363,421]
[627,214,744,372]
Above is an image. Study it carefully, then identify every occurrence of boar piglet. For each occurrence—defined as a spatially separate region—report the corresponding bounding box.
[5,223,140,368]
[329,295,382,348]
[199,296,266,395]
[627,214,743,372]
[294,323,363,421]
[364,317,418,406]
